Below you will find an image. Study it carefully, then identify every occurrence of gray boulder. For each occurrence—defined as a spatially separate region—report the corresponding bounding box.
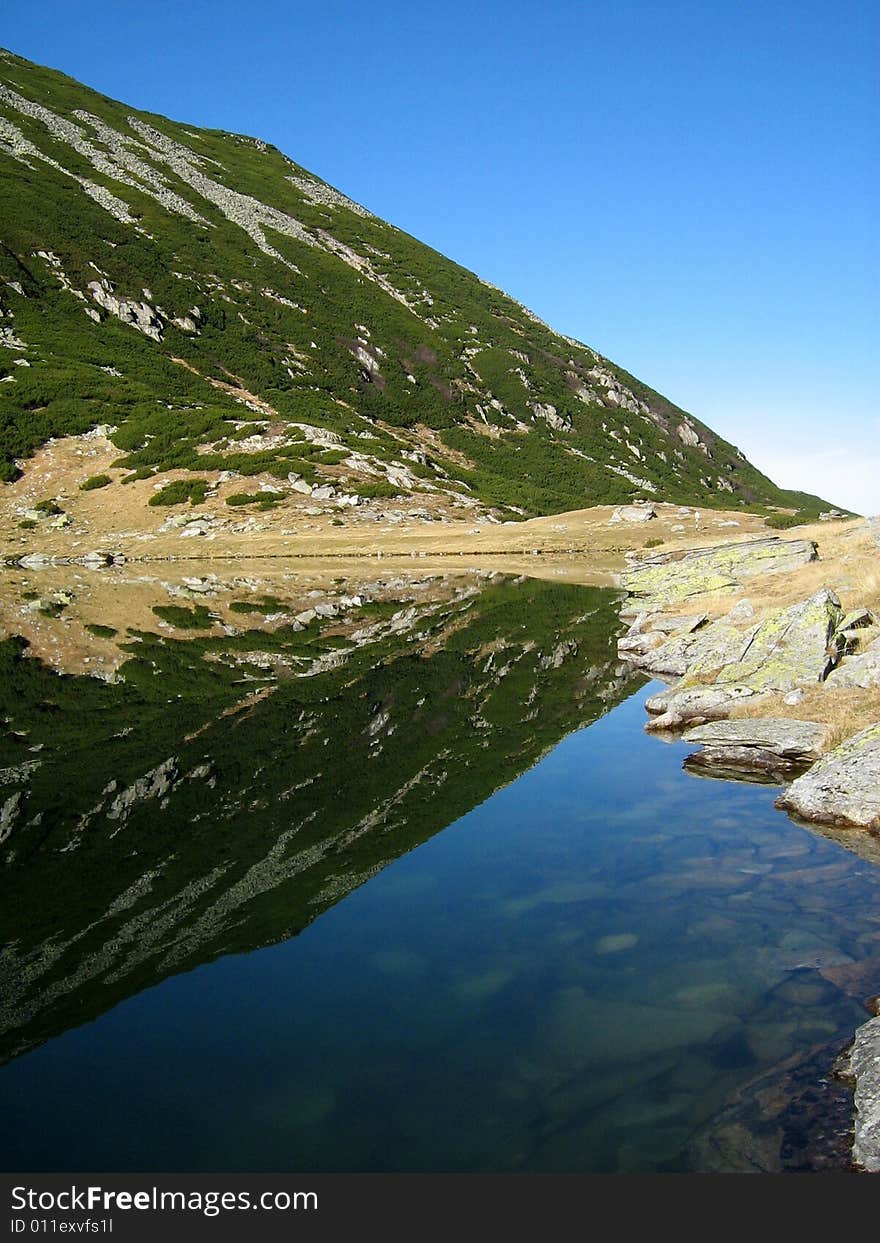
[776,722,880,830]
[611,504,656,524]
[825,637,880,690]
[837,1015,880,1172]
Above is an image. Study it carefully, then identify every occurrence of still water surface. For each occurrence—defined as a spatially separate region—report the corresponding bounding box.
[3,685,879,1171]
[1,570,879,1172]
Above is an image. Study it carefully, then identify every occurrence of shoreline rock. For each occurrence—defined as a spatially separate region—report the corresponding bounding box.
[776,724,880,831]
[836,1015,880,1172]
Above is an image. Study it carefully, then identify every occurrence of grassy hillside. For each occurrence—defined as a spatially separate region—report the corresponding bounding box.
[0,48,832,522]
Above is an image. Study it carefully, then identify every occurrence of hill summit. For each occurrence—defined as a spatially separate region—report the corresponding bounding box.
[0,49,828,530]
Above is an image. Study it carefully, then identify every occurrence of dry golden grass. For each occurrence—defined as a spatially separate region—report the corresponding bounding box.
[674,519,878,624]
[729,684,879,748]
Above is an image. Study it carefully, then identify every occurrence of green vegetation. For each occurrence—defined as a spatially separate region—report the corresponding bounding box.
[229,596,286,614]
[226,490,284,507]
[147,479,210,507]
[151,603,216,629]
[84,622,118,638]
[0,49,834,517]
[79,473,111,491]
[765,511,810,530]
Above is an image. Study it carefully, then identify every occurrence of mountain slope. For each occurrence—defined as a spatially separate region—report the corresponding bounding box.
[0,49,830,527]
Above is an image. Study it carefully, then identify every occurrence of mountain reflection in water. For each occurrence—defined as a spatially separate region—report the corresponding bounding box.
[3,565,880,1174]
[0,567,636,1066]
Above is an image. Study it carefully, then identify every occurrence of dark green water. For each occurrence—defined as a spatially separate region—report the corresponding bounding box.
[1,571,879,1172]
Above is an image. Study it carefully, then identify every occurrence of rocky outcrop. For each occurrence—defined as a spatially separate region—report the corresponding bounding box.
[620,537,818,609]
[683,719,831,778]
[529,401,572,433]
[87,279,164,341]
[776,724,880,831]
[621,616,742,680]
[616,611,708,675]
[640,589,843,731]
[836,1015,880,1172]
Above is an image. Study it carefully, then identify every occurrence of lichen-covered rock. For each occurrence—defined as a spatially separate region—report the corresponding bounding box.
[617,611,707,665]
[620,536,818,608]
[696,588,843,691]
[837,1015,880,1172]
[622,619,746,680]
[683,719,831,777]
[837,608,877,634]
[640,590,842,729]
[776,723,880,831]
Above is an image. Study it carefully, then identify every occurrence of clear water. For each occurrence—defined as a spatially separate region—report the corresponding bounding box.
[2,677,879,1173]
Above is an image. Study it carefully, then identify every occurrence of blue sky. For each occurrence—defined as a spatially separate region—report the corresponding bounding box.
[4,0,878,511]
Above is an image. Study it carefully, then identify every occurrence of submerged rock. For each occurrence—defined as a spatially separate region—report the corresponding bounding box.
[776,723,880,831]
[689,1037,858,1173]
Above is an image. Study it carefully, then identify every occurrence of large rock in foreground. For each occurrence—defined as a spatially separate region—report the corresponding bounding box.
[620,536,818,609]
[776,723,880,831]
[837,1015,880,1172]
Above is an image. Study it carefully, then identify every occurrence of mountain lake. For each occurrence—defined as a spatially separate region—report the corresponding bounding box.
[1,566,878,1172]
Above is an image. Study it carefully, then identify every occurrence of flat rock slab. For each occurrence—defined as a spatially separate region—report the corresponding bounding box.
[683,719,831,762]
[777,722,880,830]
[621,536,817,608]
[611,505,656,523]
[837,1015,880,1172]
